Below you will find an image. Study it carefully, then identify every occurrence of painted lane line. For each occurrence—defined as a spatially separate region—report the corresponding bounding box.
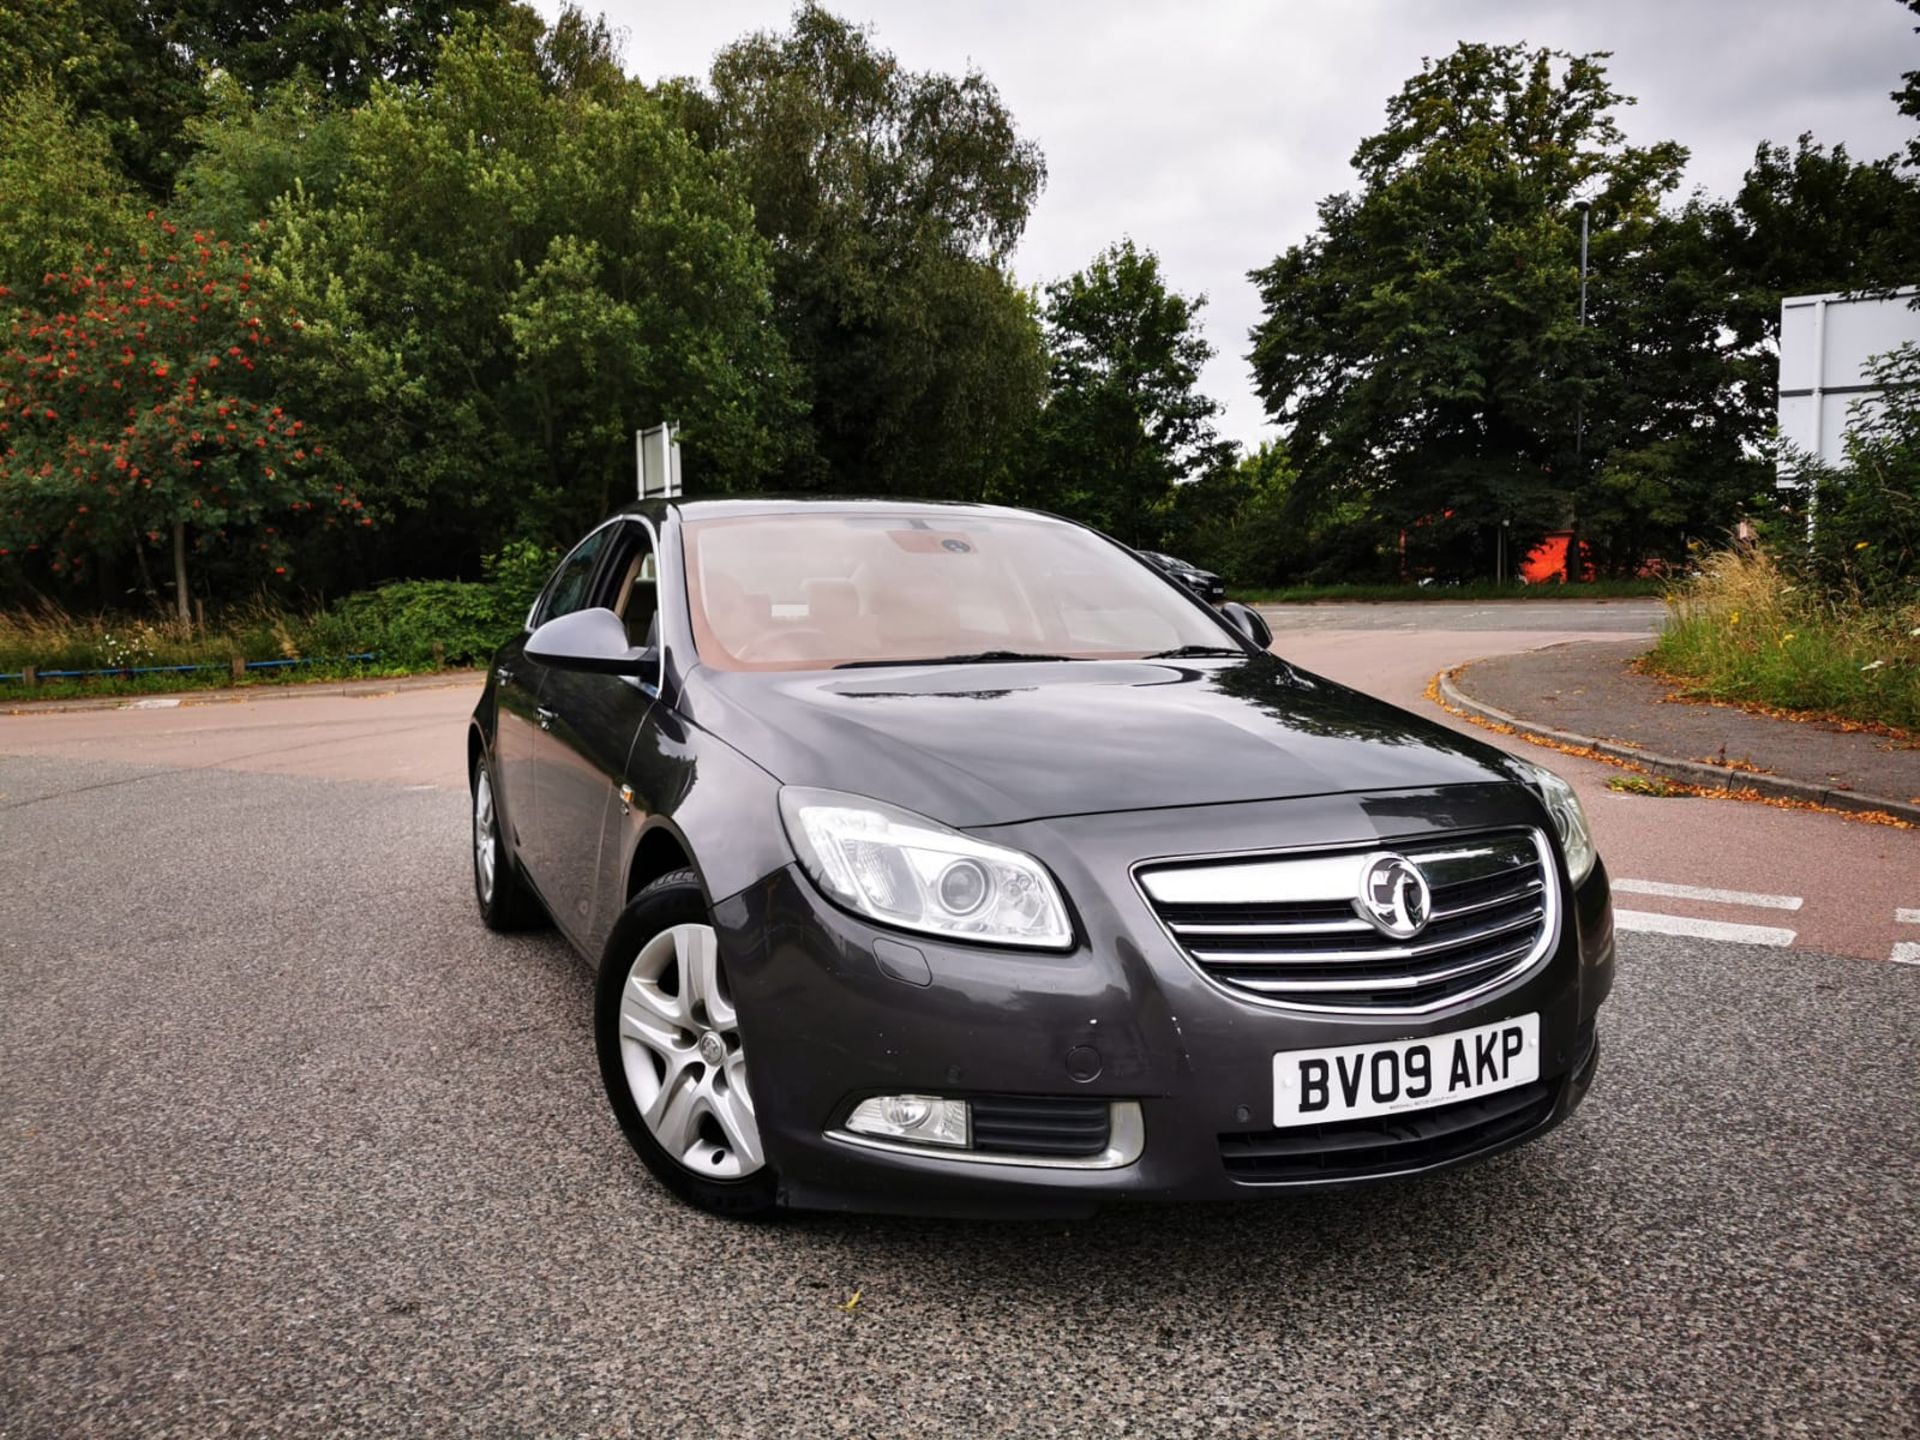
[1613,910,1798,947]
[1611,879,1804,911]
[1893,942,1920,966]
[1896,909,1920,926]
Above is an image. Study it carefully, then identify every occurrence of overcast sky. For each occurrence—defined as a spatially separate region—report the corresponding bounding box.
[537,0,1919,451]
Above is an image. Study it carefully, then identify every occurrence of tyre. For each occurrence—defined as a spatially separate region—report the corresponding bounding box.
[595,868,778,1217]
[471,751,545,931]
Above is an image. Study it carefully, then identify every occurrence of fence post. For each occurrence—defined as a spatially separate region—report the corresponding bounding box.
[230,655,245,682]
[432,641,445,672]
[21,664,35,688]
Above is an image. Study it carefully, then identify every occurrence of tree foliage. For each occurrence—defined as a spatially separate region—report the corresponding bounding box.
[263,20,796,566]
[0,79,144,287]
[685,4,1048,498]
[1021,239,1233,545]
[1250,43,1772,576]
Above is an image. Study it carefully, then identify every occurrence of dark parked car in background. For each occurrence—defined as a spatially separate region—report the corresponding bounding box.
[1138,549,1227,603]
[468,498,1612,1218]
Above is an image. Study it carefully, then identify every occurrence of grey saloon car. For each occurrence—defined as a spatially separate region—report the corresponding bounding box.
[468,498,1613,1217]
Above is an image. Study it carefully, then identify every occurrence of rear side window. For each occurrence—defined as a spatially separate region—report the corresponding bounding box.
[535,526,612,627]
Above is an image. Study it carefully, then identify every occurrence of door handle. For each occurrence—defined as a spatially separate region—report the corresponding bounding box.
[536,706,557,731]
[495,665,514,686]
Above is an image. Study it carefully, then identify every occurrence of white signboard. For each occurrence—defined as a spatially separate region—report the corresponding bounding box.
[636,422,682,499]
[1778,288,1920,480]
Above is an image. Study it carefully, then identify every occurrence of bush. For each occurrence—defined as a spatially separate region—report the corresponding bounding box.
[328,580,521,668]
[1801,343,1920,608]
[1651,547,1920,731]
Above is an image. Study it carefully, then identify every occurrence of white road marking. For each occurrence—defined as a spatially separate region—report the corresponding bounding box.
[1613,910,1798,947]
[1896,909,1920,926]
[1893,942,1920,966]
[1611,879,1803,911]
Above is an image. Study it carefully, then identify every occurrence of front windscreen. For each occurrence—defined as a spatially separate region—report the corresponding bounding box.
[682,512,1233,671]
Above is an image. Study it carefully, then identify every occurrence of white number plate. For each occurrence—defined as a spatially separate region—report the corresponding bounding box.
[1272,1014,1540,1128]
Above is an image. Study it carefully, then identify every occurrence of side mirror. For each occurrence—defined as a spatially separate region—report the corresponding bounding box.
[1220,601,1273,651]
[526,607,656,676]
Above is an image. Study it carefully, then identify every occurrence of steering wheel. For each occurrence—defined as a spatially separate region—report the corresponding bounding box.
[734,628,836,663]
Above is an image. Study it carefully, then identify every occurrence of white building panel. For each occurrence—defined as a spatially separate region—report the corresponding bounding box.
[1777,288,1920,478]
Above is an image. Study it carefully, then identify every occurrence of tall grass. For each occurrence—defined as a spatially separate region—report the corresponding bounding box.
[0,577,530,700]
[1651,549,1920,732]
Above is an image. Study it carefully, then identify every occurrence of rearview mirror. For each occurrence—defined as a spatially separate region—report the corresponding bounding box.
[1220,601,1273,651]
[526,606,656,676]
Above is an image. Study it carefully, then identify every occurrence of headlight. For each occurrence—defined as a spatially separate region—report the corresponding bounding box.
[778,787,1074,949]
[1521,761,1597,885]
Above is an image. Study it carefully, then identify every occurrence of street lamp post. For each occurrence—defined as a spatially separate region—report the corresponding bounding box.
[1568,199,1592,585]
[1574,198,1591,464]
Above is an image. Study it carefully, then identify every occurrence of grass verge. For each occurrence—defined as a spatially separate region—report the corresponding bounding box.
[1649,550,1920,733]
[0,583,526,704]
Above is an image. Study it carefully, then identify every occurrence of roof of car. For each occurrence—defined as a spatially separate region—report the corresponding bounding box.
[618,495,1061,525]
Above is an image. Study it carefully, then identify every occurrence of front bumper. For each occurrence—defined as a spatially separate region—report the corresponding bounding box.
[713,785,1614,1217]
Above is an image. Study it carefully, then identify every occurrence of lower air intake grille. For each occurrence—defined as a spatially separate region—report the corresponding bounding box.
[1137,829,1558,1013]
[1219,1080,1555,1183]
[970,1096,1111,1158]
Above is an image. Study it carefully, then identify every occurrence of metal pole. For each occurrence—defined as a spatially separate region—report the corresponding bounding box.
[1577,202,1590,328]
[1574,199,1590,465]
[1569,199,1591,586]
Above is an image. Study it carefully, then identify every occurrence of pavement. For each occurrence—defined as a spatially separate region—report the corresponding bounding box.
[2,600,1918,1437]
[1445,637,1920,819]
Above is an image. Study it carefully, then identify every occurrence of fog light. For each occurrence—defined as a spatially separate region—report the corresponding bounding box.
[845,1094,971,1148]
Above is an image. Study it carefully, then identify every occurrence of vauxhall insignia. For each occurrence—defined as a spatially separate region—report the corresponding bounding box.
[1356,853,1432,939]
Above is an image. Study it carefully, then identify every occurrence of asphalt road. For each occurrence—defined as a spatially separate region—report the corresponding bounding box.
[3,604,1917,1438]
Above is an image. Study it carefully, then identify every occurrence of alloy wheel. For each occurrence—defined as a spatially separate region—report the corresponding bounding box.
[473,767,497,904]
[616,923,763,1178]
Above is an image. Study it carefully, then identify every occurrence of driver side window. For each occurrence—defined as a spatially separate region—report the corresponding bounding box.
[534,526,613,629]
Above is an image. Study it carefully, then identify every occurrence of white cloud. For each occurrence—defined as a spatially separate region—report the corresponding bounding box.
[545,0,1919,449]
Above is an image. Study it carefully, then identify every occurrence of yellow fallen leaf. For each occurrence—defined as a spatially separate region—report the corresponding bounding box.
[841,1290,862,1312]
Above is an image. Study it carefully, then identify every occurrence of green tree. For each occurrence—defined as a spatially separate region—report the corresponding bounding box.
[1250,44,1700,576]
[173,72,356,240]
[0,217,354,616]
[264,20,796,565]
[685,4,1048,498]
[1024,239,1233,546]
[0,0,204,195]
[1169,441,1298,584]
[0,79,144,288]
[1,0,524,197]
[1709,136,1920,353]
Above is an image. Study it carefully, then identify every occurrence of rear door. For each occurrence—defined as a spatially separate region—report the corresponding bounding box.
[529,519,662,949]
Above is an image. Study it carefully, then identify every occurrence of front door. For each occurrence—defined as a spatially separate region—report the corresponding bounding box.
[528,520,663,949]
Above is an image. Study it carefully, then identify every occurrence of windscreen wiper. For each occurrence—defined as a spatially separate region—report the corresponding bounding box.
[835,651,1085,669]
[1142,644,1247,659]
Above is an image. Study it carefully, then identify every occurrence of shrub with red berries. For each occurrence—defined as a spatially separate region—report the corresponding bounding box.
[0,214,363,589]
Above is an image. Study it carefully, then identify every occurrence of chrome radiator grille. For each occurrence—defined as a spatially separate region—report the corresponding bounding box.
[1136,830,1557,1013]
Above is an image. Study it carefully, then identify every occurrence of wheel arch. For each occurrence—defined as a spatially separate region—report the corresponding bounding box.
[626,819,699,905]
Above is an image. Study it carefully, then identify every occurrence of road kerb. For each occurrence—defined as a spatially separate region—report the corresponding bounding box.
[1436,665,1920,826]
